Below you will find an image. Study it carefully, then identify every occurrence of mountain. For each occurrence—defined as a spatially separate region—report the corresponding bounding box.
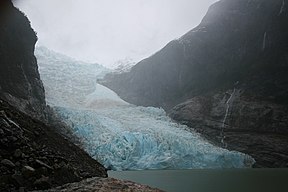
[101,0,288,167]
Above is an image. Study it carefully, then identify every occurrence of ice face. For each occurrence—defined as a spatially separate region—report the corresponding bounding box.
[54,103,254,170]
[37,47,255,170]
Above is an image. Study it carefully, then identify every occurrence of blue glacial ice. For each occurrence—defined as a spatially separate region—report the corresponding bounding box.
[37,47,255,170]
[54,102,254,170]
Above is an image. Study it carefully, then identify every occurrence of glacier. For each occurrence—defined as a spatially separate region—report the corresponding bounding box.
[36,47,255,170]
[36,46,111,108]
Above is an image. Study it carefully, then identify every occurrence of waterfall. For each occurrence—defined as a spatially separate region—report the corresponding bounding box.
[179,39,188,59]
[221,88,236,148]
[279,0,285,16]
[262,32,267,51]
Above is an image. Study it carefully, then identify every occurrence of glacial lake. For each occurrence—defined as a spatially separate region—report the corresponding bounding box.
[109,169,288,192]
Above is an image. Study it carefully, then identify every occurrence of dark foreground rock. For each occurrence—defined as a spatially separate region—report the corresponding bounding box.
[0,99,107,191]
[101,0,288,167]
[33,177,164,192]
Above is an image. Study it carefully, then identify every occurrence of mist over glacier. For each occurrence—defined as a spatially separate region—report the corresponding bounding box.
[36,47,254,170]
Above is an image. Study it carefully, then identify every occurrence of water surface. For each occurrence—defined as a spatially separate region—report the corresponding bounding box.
[109,169,288,192]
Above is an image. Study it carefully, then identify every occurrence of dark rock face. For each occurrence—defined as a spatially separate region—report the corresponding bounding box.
[0,0,46,121]
[0,99,107,191]
[102,0,288,167]
[169,90,288,167]
[0,1,108,191]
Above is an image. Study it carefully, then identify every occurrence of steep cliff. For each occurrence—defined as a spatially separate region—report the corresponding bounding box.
[0,0,46,121]
[102,0,288,167]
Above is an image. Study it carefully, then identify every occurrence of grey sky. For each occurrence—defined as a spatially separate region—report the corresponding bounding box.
[14,0,216,68]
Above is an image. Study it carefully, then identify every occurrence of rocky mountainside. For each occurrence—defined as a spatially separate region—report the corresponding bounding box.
[0,0,46,121]
[0,99,107,191]
[101,0,288,167]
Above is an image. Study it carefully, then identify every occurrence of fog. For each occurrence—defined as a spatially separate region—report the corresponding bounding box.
[14,0,216,68]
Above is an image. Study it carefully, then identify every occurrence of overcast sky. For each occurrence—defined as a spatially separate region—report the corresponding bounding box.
[14,0,216,68]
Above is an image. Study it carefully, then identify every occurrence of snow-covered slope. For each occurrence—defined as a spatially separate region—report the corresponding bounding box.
[112,58,136,73]
[36,47,255,170]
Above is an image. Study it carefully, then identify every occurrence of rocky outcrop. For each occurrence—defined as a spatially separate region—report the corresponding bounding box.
[34,177,164,192]
[102,0,288,167]
[0,99,107,191]
[0,0,46,121]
